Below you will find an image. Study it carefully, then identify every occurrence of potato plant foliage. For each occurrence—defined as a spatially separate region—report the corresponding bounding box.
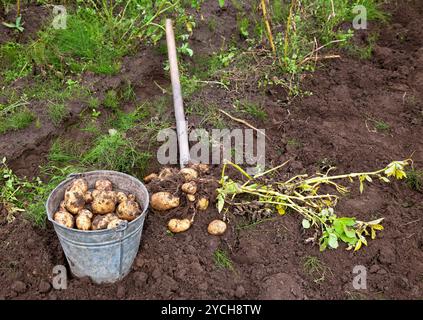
[217,159,411,251]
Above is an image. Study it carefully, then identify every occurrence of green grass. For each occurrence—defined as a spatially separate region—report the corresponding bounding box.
[302,255,330,283]
[0,108,34,134]
[213,249,234,271]
[48,103,68,125]
[108,106,149,132]
[235,100,267,121]
[0,42,32,83]
[104,89,119,111]
[374,120,390,132]
[30,10,122,75]
[406,169,423,192]
[83,131,151,174]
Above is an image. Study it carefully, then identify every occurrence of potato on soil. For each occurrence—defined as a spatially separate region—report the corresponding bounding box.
[187,194,195,202]
[95,179,113,191]
[92,213,117,230]
[158,168,173,180]
[54,211,75,228]
[76,209,93,231]
[207,219,227,235]
[168,218,192,233]
[191,163,210,174]
[117,200,141,221]
[144,173,158,183]
[116,191,128,203]
[64,189,86,214]
[91,191,117,214]
[181,181,197,195]
[107,218,126,229]
[69,178,88,193]
[196,197,209,211]
[151,192,180,211]
[180,168,198,181]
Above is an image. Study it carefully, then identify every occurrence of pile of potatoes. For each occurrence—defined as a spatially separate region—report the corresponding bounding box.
[145,164,227,236]
[53,178,141,231]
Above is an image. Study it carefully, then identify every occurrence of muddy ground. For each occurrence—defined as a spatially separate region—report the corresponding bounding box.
[0,0,422,300]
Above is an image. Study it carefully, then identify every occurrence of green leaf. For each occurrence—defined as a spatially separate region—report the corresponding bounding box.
[218,0,225,8]
[302,219,311,229]
[328,233,339,249]
[343,225,356,238]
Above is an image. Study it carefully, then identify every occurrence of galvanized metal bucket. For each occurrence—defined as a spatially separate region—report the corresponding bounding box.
[46,170,149,284]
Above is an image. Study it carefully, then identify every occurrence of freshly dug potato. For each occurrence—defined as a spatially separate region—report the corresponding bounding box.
[151,192,180,211]
[92,213,117,230]
[144,173,158,183]
[158,168,173,180]
[64,189,86,214]
[54,211,75,228]
[181,181,197,195]
[196,197,209,211]
[69,178,88,193]
[168,218,192,233]
[180,168,198,181]
[191,163,210,174]
[95,179,113,191]
[76,209,93,231]
[59,201,66,211]
[107,218,126,229]
[117,200,141,221]
[116,191,128,203]
[187,194,195,202]
[91,191,117,214]
[84,191,93,203]
[128,194,136,201]
[207,219,227,235]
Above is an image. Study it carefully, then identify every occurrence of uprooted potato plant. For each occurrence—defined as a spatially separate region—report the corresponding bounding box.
[217,159,412,251]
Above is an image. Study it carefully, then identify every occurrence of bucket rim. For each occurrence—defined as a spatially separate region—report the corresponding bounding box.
[46,170,149,234]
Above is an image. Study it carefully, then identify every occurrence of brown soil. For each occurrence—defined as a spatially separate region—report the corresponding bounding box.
[1,0,423,300]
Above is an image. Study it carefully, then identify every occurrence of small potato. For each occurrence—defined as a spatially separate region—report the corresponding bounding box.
[158,168,173,180]
[191,163,210,174]
[84,191,93,204]
[151,192,180,211]
[92,213,116,230]
[78,209,93,219]
[168,218,192,233]
[59,201,66,211]
[181,181,197,195]
[95,179,113,191]
[76,214,92,231]
[187,194,195,202]
[107,218,126,229]
[180,168,198,182]
[54,211,75,228]
[69,178,88,193]
[196,197,209,211]
[128,194,136,201]
[116,192,128,203]
[207,219,227,235]
[144,173,158,183]
[64,190,86,214]
[117,200,141,221]
[91,191,117,214]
